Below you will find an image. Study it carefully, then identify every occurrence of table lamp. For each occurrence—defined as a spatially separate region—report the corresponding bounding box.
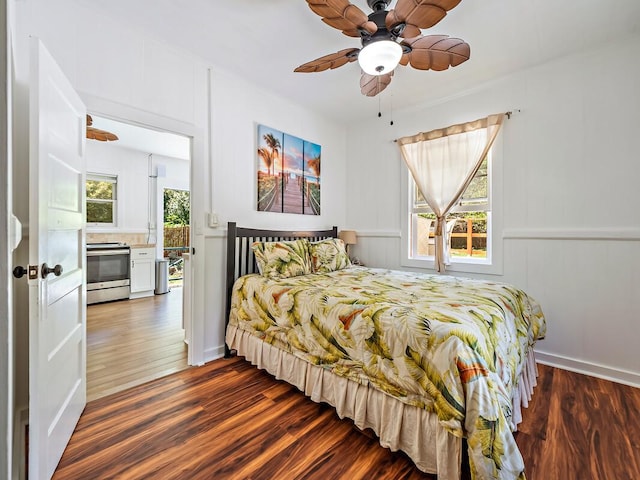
[338,230,357,257]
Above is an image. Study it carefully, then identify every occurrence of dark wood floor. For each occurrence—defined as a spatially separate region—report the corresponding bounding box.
[515,363,640,479]
[54,357,640,480]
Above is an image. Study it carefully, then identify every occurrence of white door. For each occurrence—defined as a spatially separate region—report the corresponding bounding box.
[28,38,86,480]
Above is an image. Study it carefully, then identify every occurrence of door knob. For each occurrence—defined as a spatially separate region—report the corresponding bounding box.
[13,266,27,278]
[41,263,63,278]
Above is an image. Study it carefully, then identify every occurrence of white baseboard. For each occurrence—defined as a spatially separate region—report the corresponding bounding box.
[204,345,226,363]
[129,291,154,300]
[535,350,640,388]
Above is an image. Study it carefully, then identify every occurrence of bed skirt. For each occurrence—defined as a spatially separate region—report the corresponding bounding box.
[226,325,538,480]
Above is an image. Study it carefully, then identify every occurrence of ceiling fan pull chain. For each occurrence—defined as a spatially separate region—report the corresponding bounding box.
[378,92,382,118]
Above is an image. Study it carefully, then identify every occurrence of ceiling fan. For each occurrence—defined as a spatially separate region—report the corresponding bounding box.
[86,114,119,142]
[294,0,470,97]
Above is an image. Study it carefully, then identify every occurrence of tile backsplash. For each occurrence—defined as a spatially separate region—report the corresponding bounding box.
[87,232,149,245]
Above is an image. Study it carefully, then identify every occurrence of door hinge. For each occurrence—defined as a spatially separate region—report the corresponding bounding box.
[192,247,196,255]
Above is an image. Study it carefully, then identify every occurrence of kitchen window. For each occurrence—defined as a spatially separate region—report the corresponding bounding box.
[86,173,117,226]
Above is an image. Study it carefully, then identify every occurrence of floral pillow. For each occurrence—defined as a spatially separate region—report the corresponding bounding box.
[309,238,351,273]
[252,239,312,279]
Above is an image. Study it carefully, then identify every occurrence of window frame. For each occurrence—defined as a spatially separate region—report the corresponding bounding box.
[400,137,504,276]
[86,173,118,227]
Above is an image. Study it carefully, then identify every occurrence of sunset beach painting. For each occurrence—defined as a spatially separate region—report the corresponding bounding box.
[256,124,321,215]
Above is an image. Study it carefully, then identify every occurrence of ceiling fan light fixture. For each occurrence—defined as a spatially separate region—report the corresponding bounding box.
[358,39,402,76]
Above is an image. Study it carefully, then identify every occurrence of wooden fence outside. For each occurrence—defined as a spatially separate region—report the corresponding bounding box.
[419,218,487,257]
[449,219,487,256]
[164,225,190,255]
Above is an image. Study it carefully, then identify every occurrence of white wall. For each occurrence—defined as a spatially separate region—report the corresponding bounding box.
[345,34,640,386]
[86,142,150,233]
[86,141,190,256]
[209,68,347,231]
[203,68,348,359]
[12,0,348,368]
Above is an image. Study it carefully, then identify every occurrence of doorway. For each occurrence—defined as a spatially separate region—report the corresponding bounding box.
[85,115,191,401]
[162,188,190,289]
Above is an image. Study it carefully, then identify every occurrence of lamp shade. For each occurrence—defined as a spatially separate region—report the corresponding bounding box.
[358,40,402,76]
[338,230,357,245]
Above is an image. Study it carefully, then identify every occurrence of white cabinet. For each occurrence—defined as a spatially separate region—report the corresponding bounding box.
[130,247,155,298]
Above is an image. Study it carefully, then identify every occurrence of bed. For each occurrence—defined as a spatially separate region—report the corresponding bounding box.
[224,222,546,480]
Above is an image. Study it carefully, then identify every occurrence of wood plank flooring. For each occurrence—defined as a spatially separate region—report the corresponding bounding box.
[86,288,188,402]
[55,357,640,479]
[515,364,640,479]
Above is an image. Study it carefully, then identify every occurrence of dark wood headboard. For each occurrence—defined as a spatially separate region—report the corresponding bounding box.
[224,221,338,357]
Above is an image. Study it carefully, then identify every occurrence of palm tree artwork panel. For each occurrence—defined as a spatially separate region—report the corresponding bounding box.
[257,124,321,215]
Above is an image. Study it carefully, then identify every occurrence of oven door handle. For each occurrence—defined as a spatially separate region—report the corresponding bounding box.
[87,249,130,257]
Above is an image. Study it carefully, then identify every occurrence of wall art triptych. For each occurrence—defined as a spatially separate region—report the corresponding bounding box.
[256,124,321,215]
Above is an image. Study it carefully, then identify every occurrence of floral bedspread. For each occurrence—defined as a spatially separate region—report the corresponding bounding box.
[228,266,546,479]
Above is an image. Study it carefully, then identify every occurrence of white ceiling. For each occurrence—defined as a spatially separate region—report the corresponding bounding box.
[86,0,640,123]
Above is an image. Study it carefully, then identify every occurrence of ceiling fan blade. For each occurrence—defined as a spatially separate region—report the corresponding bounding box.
[400,23,422,39]
[386,0,462,32]
[307,0,378,37]
[320,18,360,37]
[86,114,119,141]
[404,35,470,71]
[295,48,360,73]
[360,71,394,97]
[86,127,119,142]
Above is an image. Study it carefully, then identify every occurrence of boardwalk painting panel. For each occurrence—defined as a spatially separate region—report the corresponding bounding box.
[257,124,321,215]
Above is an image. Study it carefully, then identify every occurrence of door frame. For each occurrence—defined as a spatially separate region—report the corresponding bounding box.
[80,94,203,366]
[1,0,13,477]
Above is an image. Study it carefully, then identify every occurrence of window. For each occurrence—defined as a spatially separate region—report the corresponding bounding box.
[399,113,505,275]
[86,173,117,226]
[409,154,491,263]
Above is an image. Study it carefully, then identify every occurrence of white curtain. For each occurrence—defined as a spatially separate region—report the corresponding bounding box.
[398,114,505,272]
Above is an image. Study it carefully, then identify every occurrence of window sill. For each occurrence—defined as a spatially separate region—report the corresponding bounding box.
[401,256,503,276]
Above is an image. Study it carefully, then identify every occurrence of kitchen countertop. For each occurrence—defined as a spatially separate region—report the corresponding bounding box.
[129,244,156,249]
